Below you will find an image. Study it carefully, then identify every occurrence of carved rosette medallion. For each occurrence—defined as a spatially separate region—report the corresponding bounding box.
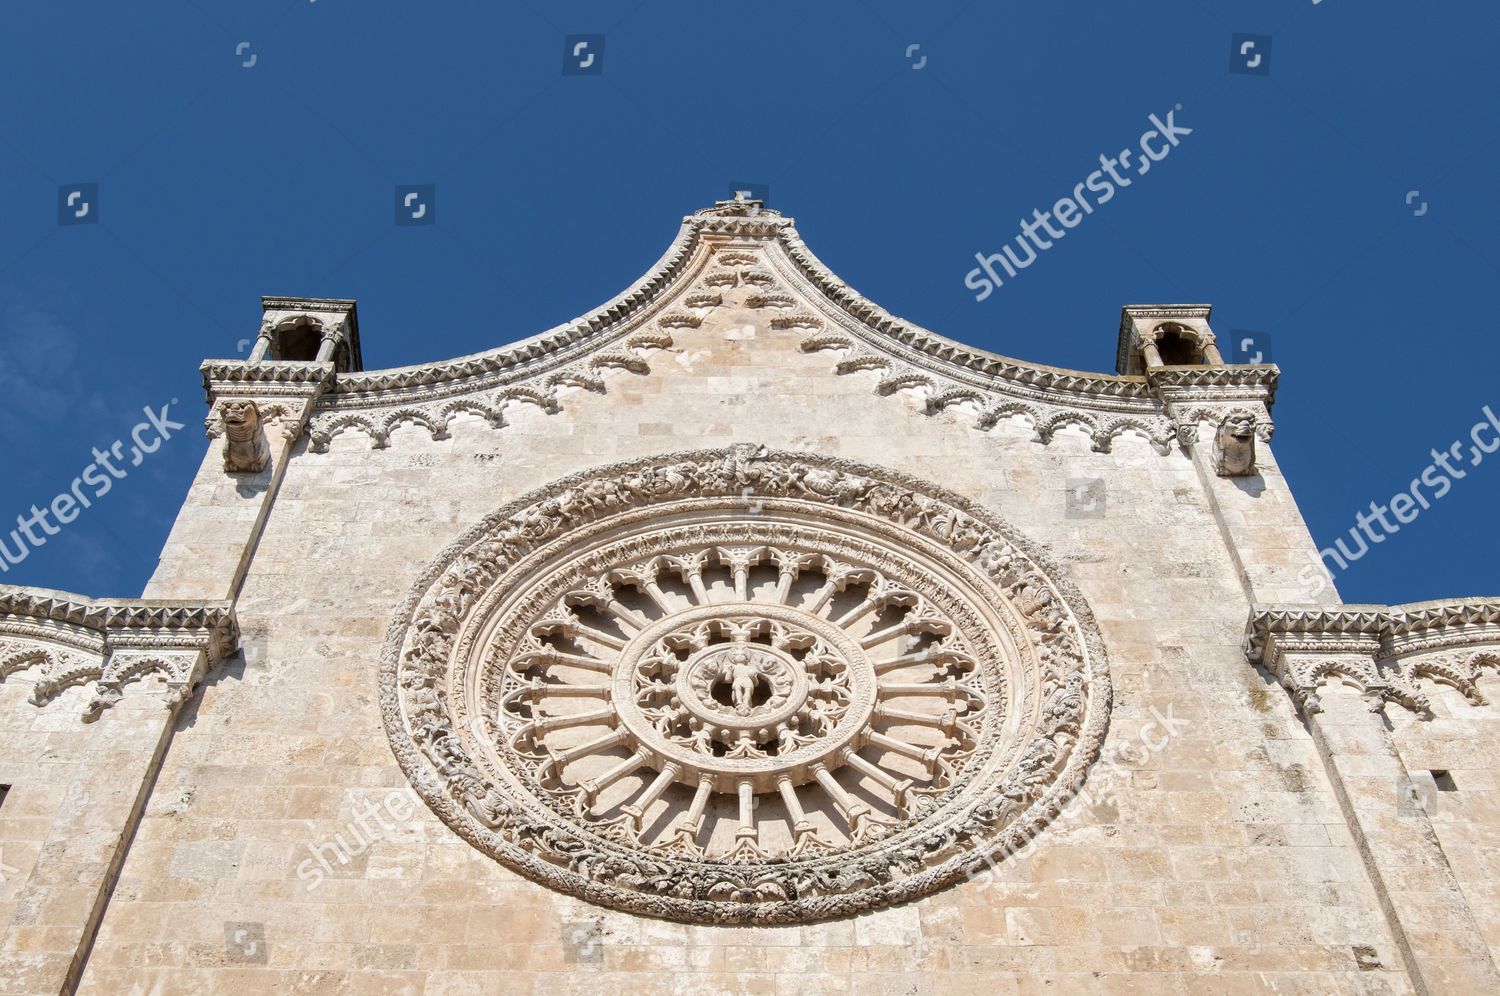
[382,447,1110,922]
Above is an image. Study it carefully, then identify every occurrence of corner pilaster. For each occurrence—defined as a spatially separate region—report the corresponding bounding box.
[147,299,359,601]
[0,588,237,992]
[1247,603,1500,994]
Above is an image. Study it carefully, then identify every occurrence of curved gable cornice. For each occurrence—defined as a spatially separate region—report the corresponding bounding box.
[328,216,704,399]
[273,201,1251,452]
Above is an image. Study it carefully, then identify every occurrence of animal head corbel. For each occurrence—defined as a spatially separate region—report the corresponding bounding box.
[1213,408,1259,477]
[221,399,271,474]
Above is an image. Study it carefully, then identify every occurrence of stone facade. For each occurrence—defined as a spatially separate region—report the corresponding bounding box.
[1,196,1497,994]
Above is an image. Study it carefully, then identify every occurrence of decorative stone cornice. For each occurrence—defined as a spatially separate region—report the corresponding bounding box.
[766,234,1183,453]
[1245,599,1500,717]
[0,587,236,635]
[1146,364,1279,400]
[260,295,358,312]
[204,202,1275,457]
[199,359,335,458]
[1148,366,1279,471]
[326,220,704,400]
[777,231,1157,406]
[1385,597,1500,634]
[1244,604,1389,662]
[200,359,335,397]
[0,584,238,719]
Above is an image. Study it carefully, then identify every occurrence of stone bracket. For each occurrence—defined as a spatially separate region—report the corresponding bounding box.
[1245,600,1500,718]
[201,360,334,469]
[0,585,237,720]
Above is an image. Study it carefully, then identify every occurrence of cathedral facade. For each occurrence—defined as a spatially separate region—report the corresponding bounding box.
[2,197,1497,994]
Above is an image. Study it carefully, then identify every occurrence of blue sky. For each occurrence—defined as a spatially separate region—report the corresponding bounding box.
[1,0,1496,605]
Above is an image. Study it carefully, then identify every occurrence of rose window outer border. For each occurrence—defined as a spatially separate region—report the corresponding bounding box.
[380,446,1112,924]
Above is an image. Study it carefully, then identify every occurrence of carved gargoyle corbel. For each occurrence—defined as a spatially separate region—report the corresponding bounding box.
[1213,408,1258,477]
[222,399,271,474]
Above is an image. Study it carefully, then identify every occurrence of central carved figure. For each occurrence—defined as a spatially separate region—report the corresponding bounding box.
[725,649,761,714]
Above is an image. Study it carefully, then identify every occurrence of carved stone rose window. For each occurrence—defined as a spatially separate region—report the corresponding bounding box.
[382,447,1110,922]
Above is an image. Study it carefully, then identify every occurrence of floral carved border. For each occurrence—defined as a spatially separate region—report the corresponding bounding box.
[380,446,1112,923]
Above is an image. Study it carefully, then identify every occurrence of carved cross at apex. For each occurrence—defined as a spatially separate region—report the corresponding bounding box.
[715,190,765,214]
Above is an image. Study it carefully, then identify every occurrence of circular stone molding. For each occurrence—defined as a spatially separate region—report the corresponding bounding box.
[381,446,1111,923]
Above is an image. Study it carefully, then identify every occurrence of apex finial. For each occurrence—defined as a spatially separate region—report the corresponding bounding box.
[707,190,767,216]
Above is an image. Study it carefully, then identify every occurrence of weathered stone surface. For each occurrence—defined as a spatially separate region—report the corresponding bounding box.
[1,198,1494,994]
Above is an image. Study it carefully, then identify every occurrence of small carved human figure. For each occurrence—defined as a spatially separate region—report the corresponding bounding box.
[222,399,271,474]
[727,649,759,715]
[1213,408,1258,477]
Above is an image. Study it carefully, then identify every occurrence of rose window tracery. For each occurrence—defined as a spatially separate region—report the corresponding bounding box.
[383,447,1110,922]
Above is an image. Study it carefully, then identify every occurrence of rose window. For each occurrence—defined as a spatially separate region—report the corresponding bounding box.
[384,448,1109,922]
[505,543,985,859]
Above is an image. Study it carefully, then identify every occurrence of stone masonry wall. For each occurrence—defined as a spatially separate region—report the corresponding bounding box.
[0,683,174,995]
[1390,673,1500,970]
[72,313,1416,994]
